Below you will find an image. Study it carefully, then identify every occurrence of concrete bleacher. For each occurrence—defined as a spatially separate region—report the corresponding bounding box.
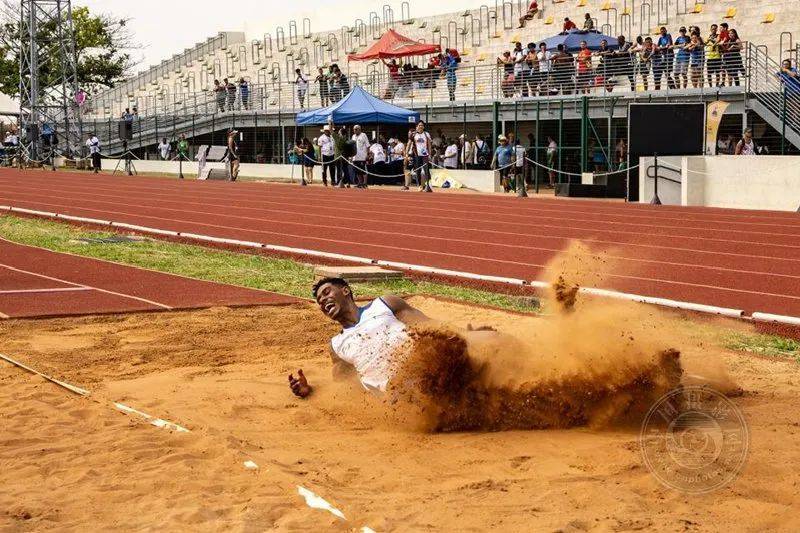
[86,0,800,120]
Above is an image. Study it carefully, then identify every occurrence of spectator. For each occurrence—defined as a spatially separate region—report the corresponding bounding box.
[614,138,627,170]
[224,78,236,111]
[295,69,308,109]
[706,25,723,87]
[512,42,526,96]
[524,42,539,96]
[638,37,655,91]
[734,128,756,155]
[497,51,514,97]
[654,26,675,90]
[389,137,406,162]
[513,139,526,190]
[546,136,557,187]
[333,126,348,186]
[315,68,329,107]
[673,27,691,89]
[537,42,552,95]
[351,124,370,188]
[460,134,474,169]
[295,138,314,186]
[492,135,514,192]
[688,32,704,88]
[382,58,401,99]
[121,108,133,122]
[595,39,613,92]
[157,137,171,160]
[718,22,730,45]
[317,124,335,186]
[85,132,101,174]
[613,35,635,92]
[474,134,490,169]
[583,13,594,31]
[779,58,800,90]
[337,67,351,97]
[442,138,459,169]
[369,137,386,164]
[444,49,459,101]
[563,17,577,33]
[239,78,250,110]
[551,44,574,94]
[723,29,744,87]
[226,129,240,181]
[213,79,226,113]
[576,40,593,94]
[177,134,189,162]
[432,129,445,165]
[519,1,538,28]
[406,121,433,192]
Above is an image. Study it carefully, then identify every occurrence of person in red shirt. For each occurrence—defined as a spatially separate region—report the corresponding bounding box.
[563,17,577,33]
[382,58,401,99]
[519,0,539,28]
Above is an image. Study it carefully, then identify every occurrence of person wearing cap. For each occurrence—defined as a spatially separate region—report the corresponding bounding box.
[317,125,335,187]
[351,125,370,188]
[491,135,514,193]
[226,129,240,181]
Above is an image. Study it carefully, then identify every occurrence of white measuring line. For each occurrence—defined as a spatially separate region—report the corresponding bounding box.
[5,204,799,325]
[0,349,374,529]
[0,287,92,295]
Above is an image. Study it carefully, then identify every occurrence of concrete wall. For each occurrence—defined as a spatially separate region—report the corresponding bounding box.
[639,155,800,212]
[638,156,683,206]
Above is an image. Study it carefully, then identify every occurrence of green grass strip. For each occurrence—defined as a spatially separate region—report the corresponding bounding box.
[0,214,540,313]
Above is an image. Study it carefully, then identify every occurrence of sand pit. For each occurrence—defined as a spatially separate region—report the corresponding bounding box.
[1,295,799,531]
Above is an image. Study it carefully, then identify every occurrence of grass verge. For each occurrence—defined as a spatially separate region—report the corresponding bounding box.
[0,214,540,313]
[725,332,800,361]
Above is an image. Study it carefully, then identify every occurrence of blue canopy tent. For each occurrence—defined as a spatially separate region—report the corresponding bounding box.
[296,85,420,126]
[539,29,619,52]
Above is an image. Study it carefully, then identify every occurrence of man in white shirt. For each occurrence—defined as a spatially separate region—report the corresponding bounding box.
[85,133,101,173]
[460,134,474,169]
[351,125,370,188]
[512,41,526,96]
[443,138,459,169]
[389,138,405,162]
[295,68,308,109]
[317,124,335,186]
[157,138,171,160]
[369,141,386,164]
[537,43,552,95]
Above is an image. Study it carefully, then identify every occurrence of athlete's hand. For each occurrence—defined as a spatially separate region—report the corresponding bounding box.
[289,369,313,399]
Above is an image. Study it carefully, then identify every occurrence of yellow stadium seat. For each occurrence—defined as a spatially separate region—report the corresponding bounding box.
[477,52,487,62]
[476,85,485,94]
[601,1,611,10]
[762,12,775,23]
[692,4,702,14]
[459,79,472,87]
[545,16,554,25]
[577,0,587,7]
[724,7,736,19]
[553,0,564,3]
[510,34,521,43]
[461,48,471,56]
[622,7,631,15]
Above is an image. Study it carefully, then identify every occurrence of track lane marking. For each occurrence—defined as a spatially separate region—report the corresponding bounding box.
[0,287,92,294]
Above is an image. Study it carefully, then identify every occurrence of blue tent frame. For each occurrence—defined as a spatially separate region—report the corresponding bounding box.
[296,85,420,126]
[539,29,619,52]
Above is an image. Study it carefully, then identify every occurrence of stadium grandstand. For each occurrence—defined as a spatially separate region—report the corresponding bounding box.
[67,0,800,193]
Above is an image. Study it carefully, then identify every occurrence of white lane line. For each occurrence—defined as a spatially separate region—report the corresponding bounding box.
[114,402,190,432]
[0,352,90,396]
[0,311,9,319]
[297,486,346,520]
[0,262,172,310]
[5,205,800,325]
[0,287,92,295]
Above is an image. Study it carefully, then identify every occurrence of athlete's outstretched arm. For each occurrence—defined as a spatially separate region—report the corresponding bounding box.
[381,295,431,326]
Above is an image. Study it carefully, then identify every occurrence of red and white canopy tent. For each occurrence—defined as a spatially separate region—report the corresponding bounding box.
[347,29,440,61]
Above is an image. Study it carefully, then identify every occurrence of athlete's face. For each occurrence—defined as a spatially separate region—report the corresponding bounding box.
[316,282,352,321]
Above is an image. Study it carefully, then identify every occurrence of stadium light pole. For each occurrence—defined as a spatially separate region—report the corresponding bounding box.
[18,0,83,165]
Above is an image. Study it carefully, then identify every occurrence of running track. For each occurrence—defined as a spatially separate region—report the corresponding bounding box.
[1,169,799,318]
[0,237,297,318]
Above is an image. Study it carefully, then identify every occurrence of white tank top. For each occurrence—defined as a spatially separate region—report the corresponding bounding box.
[331,298,410,392]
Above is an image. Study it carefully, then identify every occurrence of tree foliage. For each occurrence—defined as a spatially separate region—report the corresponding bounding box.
[0,3,138,97]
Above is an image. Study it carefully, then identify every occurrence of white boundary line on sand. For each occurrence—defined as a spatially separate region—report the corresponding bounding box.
[0,350,373,529]
[6,204,799,325]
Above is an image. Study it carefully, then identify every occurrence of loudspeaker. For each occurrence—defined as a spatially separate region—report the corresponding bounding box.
[118,120,133,140]
[555,183,608,198]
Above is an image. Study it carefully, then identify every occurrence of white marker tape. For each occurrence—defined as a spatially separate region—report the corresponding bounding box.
[579,287,745,318]
[114,402,190,433]
[297,486,346,520]
[0,352,90,396]
[751,312,800,326]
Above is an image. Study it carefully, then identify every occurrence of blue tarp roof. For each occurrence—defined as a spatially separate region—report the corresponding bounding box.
[539,29,619,52]
[296,85,420,126]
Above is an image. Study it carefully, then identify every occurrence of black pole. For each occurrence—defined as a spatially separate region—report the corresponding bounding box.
[515,101,527,198]
[650,152,661,205]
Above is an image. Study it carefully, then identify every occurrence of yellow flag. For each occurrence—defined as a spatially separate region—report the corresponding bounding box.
[705,101,730,155]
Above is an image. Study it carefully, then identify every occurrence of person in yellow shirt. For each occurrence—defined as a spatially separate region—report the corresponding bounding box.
[705,24,722,88]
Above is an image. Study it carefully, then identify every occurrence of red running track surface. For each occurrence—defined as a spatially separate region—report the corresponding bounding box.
[1,169,799,318]
[0,237,298,319]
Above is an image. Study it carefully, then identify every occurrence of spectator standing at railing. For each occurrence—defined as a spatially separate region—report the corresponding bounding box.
[317,124,335,187]
[519,0,538,28]
[583,13,594,31]
[723,29,744,87]
[779,59,800,91]
[497,51,515,98]
[512,42,526,96]
[705,25,723,88]
[383,58,401,99]
[638,37,655,91]
[444,50,459,102]
[224,78,236,111]
[687,32,704,88]
[673,27,691,89]
[612,35,635,92]
[655,27,675,90]
[551,44,574,95]
[239,78,250,110]
[537,42,552,95]
[524,43,539,97]
[576,40,593,94]
[295,69,308,110]
[158,137,171,160]
[315,68,329,107]
[562,17,577,33]
[214,79,226,113]
[595,40,613,92]
[121,108,133,123]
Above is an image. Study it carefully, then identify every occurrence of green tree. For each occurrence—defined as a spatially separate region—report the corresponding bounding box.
[0,3,137,97]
